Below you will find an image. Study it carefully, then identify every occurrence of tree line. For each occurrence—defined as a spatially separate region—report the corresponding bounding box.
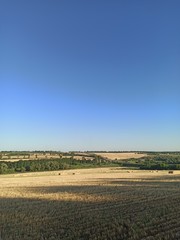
[0,157,119,174]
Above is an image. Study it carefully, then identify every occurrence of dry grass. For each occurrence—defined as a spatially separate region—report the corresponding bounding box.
[0,168,180,239]
[94,152,147,160]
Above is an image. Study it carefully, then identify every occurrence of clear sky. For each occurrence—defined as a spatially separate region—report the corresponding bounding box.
[1,1,180,151]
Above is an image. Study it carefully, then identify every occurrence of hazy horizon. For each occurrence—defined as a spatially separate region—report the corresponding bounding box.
[1,1,180,151]
[1,148,180,153]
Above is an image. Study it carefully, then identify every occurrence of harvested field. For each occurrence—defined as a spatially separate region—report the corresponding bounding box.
[0,168,180,239]
[94,152,147,160]
[1,155,93,162]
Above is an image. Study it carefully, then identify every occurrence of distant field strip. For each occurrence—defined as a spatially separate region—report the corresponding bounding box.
[0,155,93,162]
[94,152,147,160]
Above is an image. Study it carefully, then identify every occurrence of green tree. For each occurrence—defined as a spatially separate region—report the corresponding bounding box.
[0,163,8,174]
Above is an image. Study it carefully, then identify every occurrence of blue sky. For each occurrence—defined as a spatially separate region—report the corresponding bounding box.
[1,1,180,151]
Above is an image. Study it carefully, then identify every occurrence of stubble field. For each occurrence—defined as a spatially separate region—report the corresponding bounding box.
[93,152,147,160]
[0,168,180,240]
